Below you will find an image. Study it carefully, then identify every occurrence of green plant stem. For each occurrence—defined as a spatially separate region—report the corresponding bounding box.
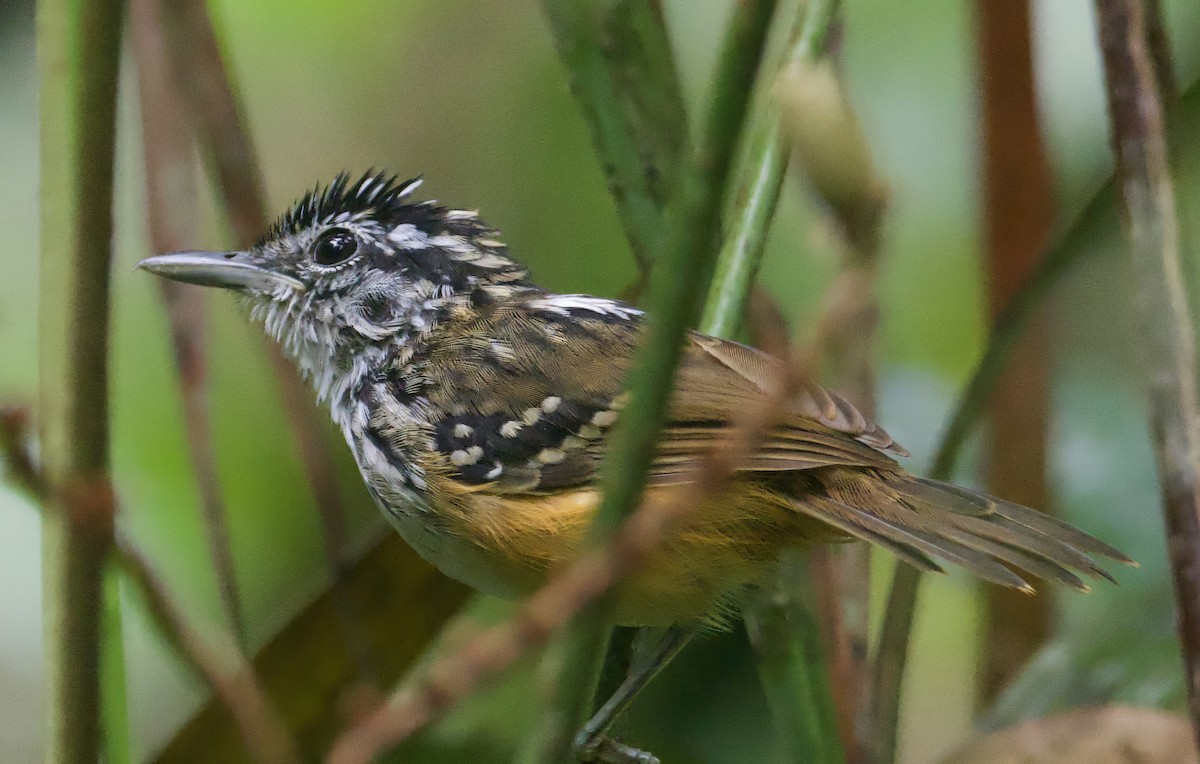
[37,0,127,761]
[540,0,689,272]
[543,2,780,760]
[698,1,850,760]
[701,0,838,338]
[100,566,132,764]
[746,551,843,764]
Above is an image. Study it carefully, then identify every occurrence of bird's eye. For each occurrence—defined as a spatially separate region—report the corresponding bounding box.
[312,228,359,266]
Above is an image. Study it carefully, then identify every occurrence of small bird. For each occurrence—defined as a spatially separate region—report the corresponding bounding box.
[139,171,1130,758]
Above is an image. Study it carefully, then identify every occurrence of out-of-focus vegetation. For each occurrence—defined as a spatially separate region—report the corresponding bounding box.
[4,0,1200,761]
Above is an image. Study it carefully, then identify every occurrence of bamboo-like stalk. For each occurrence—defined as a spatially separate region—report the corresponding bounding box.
[36,0,128,761]
[540,0,689,273]
[538,3,781,760]
[1093,0,1200,747]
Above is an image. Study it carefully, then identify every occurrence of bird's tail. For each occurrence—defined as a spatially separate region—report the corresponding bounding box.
[789,470,1135,592]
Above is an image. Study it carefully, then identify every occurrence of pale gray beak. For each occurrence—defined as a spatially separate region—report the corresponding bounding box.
[136,250,305,292]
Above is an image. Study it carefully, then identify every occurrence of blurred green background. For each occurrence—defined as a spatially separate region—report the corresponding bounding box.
[4,0,1200,761]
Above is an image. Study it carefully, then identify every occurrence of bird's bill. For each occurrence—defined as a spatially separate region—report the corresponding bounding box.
[136,250,305,292]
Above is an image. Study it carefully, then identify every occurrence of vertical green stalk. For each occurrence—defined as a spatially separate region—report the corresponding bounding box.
[745,552,843,763]
[100,567,131,764]
[37,0,127,761]
[698,1,848,760]
[701,0,839,338]
[539,3,780,761]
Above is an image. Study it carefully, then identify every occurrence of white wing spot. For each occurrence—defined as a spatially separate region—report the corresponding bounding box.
[453,423,474,438]
[490,340,516,361]
[541,396,562,413]
[450,449,479,466]
[500,420,524,438]
[522,408,542,426]
[530,295,643,320]
[537,448,566,465]
[578,424,602,440]
[486,462,503,480]
[591,410,618,427]
[561,435,587,451]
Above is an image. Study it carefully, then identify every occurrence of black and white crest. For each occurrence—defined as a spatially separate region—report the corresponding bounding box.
[263,170,431,243]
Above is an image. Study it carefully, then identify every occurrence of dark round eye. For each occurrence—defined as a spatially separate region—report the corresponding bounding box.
[312,228,359,266]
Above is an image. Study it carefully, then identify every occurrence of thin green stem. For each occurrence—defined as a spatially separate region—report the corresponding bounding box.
[100,566,132,764]
[540,0,689,272]
[699,1,849,760]
[37,0,126,760]
[701,0,839,338]
[866,179,1116,764]
[542,3,780,760]
[746,551,844,763]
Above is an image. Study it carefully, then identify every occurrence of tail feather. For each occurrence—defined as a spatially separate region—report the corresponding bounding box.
[789,498,946,575]
[794,496,1034,591]
[798,471,1134,592]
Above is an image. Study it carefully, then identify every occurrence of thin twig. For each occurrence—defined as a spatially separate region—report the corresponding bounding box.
[1094,0,1200,748]
[0,408,42,497]
[0,407,303,763]
[158,0,369,673]
[544,3,781,758]
[130,0,246,647]
[117,540,303,764]
[865,68,1199,764]
[37,0,128,760]
[864,147,1126,764]
[768,10,883,757]
[540,0,689,274]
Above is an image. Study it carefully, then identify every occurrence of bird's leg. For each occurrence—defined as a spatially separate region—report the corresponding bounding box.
[574,626,694,763]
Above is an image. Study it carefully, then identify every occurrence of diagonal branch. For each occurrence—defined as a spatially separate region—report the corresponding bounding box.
[1,401,302,763]
[130,0,246,646]
[157,0,367,670]
[324,253,859,764]
[543,3,781,758]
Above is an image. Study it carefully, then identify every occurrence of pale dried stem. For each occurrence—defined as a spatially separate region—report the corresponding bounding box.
[1094,0,1200,748]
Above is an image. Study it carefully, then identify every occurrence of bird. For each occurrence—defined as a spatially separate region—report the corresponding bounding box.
[138,170,1131,760]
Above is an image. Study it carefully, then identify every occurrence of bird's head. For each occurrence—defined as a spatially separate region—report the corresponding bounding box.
[138,171,530,365]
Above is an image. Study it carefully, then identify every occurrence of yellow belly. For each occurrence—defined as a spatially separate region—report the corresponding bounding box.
[424,477,830,626]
